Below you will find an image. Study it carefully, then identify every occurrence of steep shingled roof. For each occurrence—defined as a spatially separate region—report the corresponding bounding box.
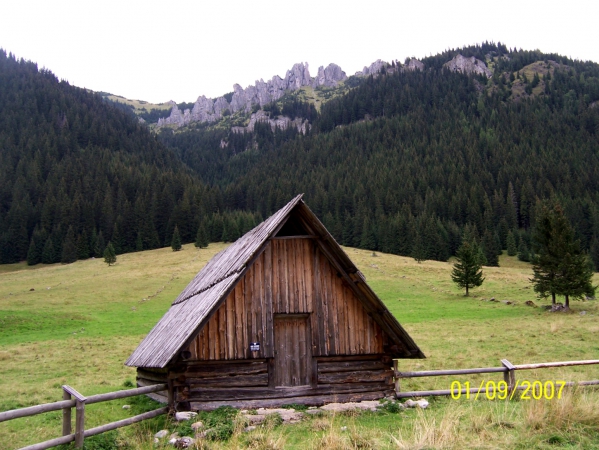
[126,194,423,368]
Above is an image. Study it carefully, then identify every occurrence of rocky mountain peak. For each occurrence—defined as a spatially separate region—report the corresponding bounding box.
[157,62,347,128]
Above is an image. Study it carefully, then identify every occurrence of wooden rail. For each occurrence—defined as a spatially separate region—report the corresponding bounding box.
[394,359,599,398]
[0,383,168,450]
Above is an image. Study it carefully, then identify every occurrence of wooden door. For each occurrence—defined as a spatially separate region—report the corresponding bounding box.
[273,314,311,387]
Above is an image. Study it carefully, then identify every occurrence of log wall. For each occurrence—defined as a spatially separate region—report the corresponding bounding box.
[188,238,384,361]
[171,356,394,410]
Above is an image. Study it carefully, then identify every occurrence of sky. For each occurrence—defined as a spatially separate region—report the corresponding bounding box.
[1,0,597,104]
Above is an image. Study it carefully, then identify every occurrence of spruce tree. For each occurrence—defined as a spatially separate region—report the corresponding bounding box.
[103,241,116,266]
[411,231,426,263]
[61,226,78,264]
[76,230,90,260]
[27,237,40,266]
[482,230,499,266]
[518,239,530,262]
[95,231,106,257]
[195,223,209,248]
[171,225,182,251]
[42,237,56,264]
[451,241,485,296]
[506,231,517,256]
[531,202,595,307]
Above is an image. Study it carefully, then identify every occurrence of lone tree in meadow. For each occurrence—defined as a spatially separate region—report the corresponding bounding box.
[531,202,595,308]
[451,240,485,296]
[171,225,182,251]
[103,241,116,266]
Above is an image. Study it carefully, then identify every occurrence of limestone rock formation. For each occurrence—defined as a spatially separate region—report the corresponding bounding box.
[157,61,350,129]
[443,54,492,78]
[356,59,386,76]
[232,110,309,135]
[312,63,347,88]
[403,58,425,72]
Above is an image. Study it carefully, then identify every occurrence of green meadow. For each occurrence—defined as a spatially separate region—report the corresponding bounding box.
[1,244,598,449]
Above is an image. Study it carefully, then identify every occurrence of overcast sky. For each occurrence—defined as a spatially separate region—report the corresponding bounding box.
[1,1,597,104]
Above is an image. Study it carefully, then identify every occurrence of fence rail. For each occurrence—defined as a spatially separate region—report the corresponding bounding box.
[0,383,168,450]
[393,358,599,398]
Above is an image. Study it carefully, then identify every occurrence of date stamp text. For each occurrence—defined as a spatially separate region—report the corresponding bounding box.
[450,380,567,400]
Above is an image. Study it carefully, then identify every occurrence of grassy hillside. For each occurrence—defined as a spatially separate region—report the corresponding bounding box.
[1,245,598,448]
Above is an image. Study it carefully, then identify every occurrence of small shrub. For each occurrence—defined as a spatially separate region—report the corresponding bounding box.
[122,380,134,388]
[174,420,194,437]
[198,406,238,442]
[381,400,402,413]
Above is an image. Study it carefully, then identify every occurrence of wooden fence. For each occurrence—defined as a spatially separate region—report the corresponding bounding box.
[393,358,599,398]
[0,384,168,450]
[3,359,599,449]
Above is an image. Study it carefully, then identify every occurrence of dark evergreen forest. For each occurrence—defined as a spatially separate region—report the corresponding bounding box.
[162,43,599,268]
[0,50,260,265]
[3,43,599,268]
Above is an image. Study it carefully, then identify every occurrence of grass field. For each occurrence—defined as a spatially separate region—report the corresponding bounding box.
[1,244,598,449]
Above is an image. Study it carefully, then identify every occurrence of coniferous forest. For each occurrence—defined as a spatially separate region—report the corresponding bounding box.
[0,50,260,264]
[2,43,599,269]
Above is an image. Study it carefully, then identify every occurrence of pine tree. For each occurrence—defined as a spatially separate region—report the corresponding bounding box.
[171,225,182,251]
[103,241,116,266]
[506,231,517,256]
[451,241,485,296]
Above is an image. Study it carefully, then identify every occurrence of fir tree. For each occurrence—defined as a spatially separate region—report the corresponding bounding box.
[171,225,182,251]
[103,241,116,266]
[451,241,485,296]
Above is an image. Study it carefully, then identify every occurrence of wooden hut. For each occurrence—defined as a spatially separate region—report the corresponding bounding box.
[126,195,424,410]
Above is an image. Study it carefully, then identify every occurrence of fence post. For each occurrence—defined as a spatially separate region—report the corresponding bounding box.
[63,386,87,448]
[501,359,516,396]
[393,360,401,397]
[62,389,72,437]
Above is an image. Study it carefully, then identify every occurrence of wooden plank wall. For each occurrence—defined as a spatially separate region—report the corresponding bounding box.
[312,247,384,356]
[188,238,384,361]
[188,247,271,360]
